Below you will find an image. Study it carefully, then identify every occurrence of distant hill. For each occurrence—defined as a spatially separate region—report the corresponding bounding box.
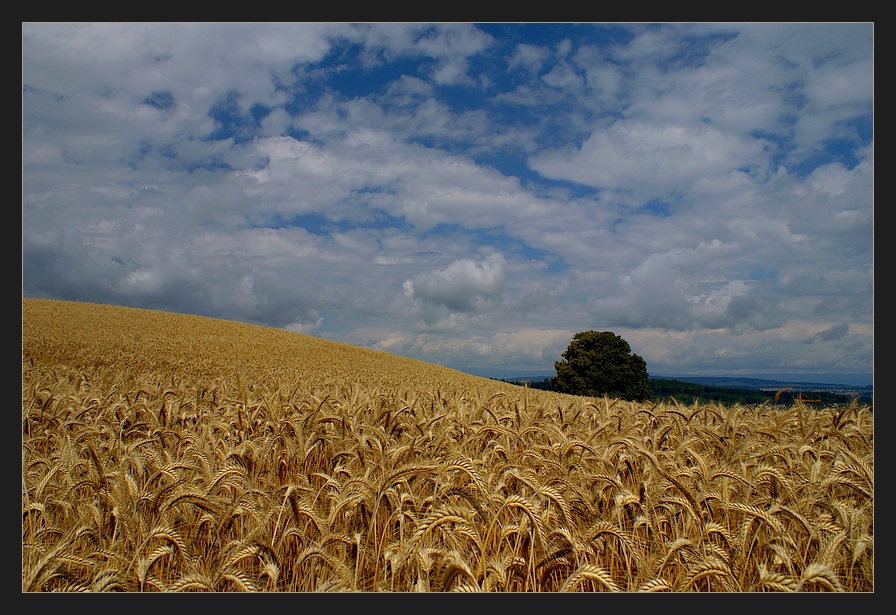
[483,370,871,389]
[654,374,873,389]
[652,375,871,401]
[498,374,871,405]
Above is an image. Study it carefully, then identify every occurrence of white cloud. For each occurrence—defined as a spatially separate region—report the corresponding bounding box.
[490,329,573,363]
[405,252,507,313]
[541,61,584,90]
[508,43,550,73]
[530,119,766,203]
[23,23,873,381]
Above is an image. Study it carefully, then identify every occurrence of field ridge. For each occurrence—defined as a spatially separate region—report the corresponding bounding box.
[22,298,542,404]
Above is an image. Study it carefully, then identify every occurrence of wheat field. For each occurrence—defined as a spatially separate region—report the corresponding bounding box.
[22,298,873,592]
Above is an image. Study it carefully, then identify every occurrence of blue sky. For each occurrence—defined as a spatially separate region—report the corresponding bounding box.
[22,23,874,384]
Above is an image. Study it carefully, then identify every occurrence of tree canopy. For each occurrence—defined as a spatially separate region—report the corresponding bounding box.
[552,330,650,401]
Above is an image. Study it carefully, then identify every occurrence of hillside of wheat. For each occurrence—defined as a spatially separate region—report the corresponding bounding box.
[22,298,873,592]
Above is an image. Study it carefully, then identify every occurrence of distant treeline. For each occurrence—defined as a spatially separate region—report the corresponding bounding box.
[496,377,857,406]
[646,378,855,406]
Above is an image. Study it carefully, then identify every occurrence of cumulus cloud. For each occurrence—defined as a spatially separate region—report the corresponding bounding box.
[805,323,851,344]
[508,43,550,73]
[584,240,758,330]
[489,329,573,365]
[372,328,574,374]
[530,119,767,204]
[404,252,507,316]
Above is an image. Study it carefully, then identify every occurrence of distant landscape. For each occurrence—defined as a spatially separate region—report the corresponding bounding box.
[499,374,872,406]
[653,375,872,401]
[483,370,871,387]
[657,374,874,388]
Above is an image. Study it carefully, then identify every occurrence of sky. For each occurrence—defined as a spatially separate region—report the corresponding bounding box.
[22,23,874,385]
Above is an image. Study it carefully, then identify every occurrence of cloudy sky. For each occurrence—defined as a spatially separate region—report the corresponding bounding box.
[22,23,874,384]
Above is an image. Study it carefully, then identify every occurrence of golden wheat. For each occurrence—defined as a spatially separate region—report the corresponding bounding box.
[22,299,873,592]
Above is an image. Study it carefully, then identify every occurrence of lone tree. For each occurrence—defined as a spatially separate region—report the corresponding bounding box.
[552,330,650,401]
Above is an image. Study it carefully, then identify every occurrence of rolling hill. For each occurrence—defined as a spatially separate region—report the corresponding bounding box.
[21,298,874,592]
[21,298,525,396]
